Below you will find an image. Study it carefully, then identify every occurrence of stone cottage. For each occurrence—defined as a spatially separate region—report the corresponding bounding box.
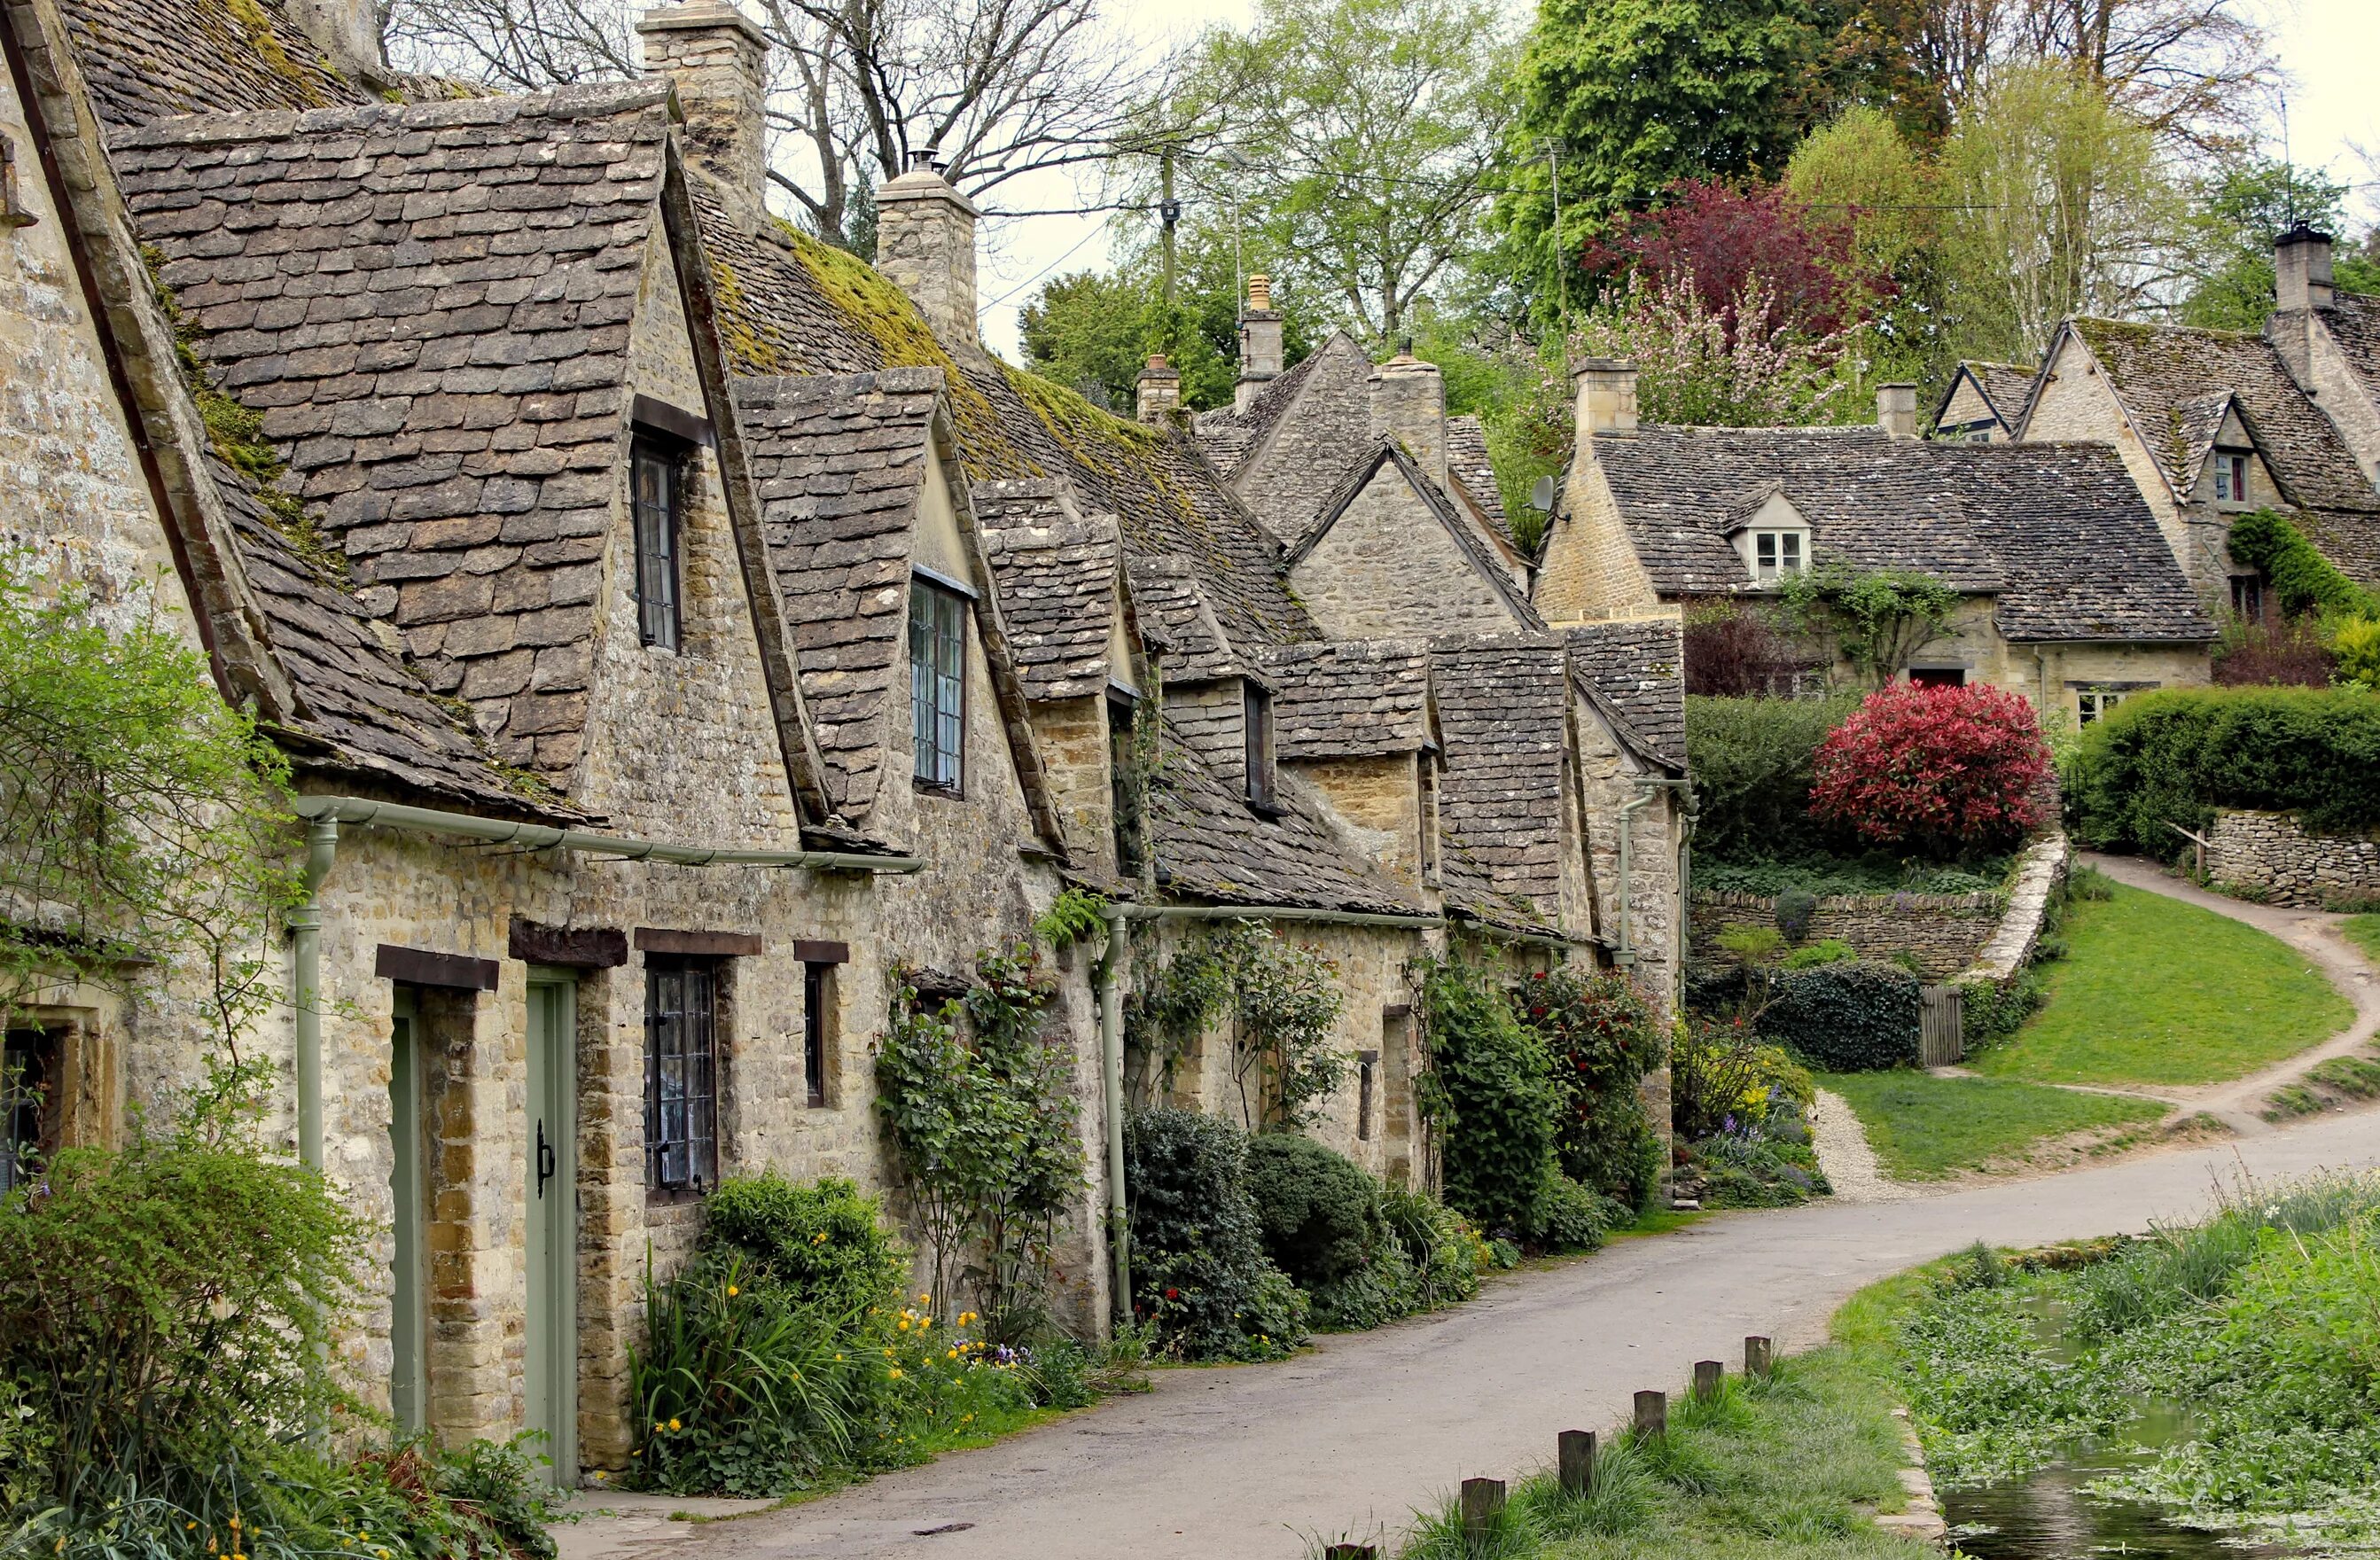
[1930,360,2038,442]
[2011,229,2380,612]
[1536,363,2216,726]
[0,0,1689,1482]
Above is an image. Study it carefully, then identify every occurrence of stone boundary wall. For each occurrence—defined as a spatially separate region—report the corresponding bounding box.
[1961,834,2069,982]
[2208,809,2380,909]
[1689,886,2006,980]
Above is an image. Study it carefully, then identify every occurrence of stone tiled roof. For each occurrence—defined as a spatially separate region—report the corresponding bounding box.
[1446,414,1510,538]
[1429,634,1569,916]
[1124,555,1243,681]
[1593,425,2212,642]
[214,454,546,810]
[113,86,675,785]
[974,480,1121,702]
[2068,316,2380,515]
[1147,711,1417,914]
[1565,620,1686,770]
[58,0,370,132]
[1291,439,1545,629]
[1254,639,1432,758]
[687,187,1316,658]
[2314,293,2380,422]
[733,370,940,823]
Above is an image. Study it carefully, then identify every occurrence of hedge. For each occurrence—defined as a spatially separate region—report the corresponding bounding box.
[1684,693,1861,862]
[1760,960,1921,1072]
[2069,686,2380,853]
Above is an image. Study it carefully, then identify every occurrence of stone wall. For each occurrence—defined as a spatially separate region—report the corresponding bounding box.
[1689,888,2005,980]
[1962,835,2069,981]
[2208,809,2380,909]
[1289,461,1518,641]
[1228,336,1372,544]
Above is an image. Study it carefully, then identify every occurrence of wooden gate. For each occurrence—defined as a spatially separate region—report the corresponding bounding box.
[1918,984,1963,1067]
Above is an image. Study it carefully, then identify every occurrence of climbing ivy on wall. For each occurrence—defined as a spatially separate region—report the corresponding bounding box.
[1121,923,1346,1130]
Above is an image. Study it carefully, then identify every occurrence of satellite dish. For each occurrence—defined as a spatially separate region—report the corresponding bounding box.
[1529,475,1557,512]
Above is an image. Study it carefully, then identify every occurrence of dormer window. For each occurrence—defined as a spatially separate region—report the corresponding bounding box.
[1752,529,1806,583]
[2213,451,2249,503]
[1244,683,1276,811]
[909,574,968,793]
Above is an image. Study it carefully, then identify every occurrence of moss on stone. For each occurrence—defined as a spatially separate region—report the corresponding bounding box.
[219,0,338,104]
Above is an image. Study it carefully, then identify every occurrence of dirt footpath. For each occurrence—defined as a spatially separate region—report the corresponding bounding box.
[574,1110,2380,1560]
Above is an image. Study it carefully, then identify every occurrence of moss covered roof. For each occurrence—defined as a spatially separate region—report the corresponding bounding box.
[59,0,370,131]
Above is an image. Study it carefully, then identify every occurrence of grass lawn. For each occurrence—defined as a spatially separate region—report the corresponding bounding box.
[1385,1346,1931,1560]
[1819,1071,2166,1180]
[2345,914,2380,967]
[1970,883,2349,1087]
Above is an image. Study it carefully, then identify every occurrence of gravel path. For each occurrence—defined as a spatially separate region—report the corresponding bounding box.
[571,1112,2380,1560]
[1809,1087,1927,1204]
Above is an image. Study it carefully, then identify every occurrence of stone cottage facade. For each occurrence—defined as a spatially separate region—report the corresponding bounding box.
[1535,363,2216,725]
[0,0,1688,1486]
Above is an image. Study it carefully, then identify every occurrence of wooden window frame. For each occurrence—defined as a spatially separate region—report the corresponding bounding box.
[2077,687,2125,725]
[1108,685,1143,874]
[802,962,834,1109]
[2229,573,2266,624]
[643,957,721,1202]
[1244,682,1277,812]
[1751,529,1805,584]
[631,432,684,652]
[2215,451,2249,504]
[909,577,968,794]
[1,1026,59,1194]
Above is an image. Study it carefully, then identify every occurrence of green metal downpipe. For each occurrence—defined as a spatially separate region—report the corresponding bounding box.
[1096,907,1130,1326]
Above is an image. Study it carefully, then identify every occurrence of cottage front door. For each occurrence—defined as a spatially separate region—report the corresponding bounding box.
[389,988,428,1433]
[524,976,578,1485]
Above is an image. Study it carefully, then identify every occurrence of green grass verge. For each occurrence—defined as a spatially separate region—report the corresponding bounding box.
[1973,883,2349,1086]
[1819,1071,2166,1180]
[1376,1349,1931,1560]
[2345,914,2380,966]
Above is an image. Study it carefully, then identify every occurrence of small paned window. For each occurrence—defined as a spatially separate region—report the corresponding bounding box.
[802,963,831,1109]
[1108,689,1143,875]
[909,580,966,791]
[1244,683,1276,811]
[1752,530,1805,583]
[2230,573,2265,623]
[2,1028,56,1194]
[644,960,718,1196]
[632,436,682,651]
[2077,688,2126,725]
[2215,453,2249,503]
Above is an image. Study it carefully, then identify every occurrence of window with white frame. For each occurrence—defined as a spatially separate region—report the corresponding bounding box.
[2077,688,2126,725]
[2213,451,2250,503]
[1751,529,1806,583]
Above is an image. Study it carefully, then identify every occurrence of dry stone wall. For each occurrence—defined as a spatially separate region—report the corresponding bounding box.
[2209,809,2380,908]
[1689,889,2004,979]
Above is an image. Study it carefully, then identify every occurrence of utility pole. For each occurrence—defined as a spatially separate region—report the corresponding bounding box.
[1159,143,1182,308]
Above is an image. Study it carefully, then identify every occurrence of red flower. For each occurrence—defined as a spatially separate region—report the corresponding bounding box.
[1165,1288,1180,1300]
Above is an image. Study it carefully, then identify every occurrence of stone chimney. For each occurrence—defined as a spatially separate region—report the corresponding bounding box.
[2275,223,2336,312]
[1135,354,1182,423]
[638,2,773,203]
[1572,357,1638,439]
[875,148,981,350]
[285,0,385,82]
[1369,340,1448,489]
[1876,382,1919,440]
[1236,274,1284,414]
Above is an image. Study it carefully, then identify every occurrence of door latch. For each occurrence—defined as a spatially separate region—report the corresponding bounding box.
[536,1120,556,1198]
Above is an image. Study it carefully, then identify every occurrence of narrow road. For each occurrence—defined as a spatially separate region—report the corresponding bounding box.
[2081,853,2380,1130]
[601,1109,2380,1560]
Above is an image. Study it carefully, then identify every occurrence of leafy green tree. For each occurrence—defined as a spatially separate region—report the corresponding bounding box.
[1176,0,1514,342]
[1781,563,1962,683]
[1502,0,1824,319]
[1019,270,1160,412]
[2178,162,2370,332]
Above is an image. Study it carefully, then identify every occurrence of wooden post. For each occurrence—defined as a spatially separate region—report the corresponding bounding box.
[1694,1359,1723,1401]
[1321,1548,1377,1560]
[1557,1429,1596,1496]
[1634,1389,1666,1437]
[1745,1335,1772,1377]
[1460,1478,1506,1545]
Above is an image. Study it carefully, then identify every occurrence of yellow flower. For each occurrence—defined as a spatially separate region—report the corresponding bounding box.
[727,1284,739,1298]
[228,1520,241,1533]
[654,1422,665,1433]
[917,1292,931,1305]
[898,1318,911,1331]
[961,1413,973,1424]
[378,1550,391,1558]
[884,1346,896,1358]
[835,1353,845,1361]
[356,1536,367,1544]
[185,1525,197,1533]
[888,1368,904,1380]
[946,1347,958,1360]
[668,1417,682,1431]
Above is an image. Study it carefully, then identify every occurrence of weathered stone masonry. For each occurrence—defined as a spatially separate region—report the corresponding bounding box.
[2208,809,2380,908]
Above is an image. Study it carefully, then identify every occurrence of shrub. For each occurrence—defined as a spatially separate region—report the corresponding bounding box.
[1123,1108,1307,1360]
[1513,967,1665,1208]
[1681,597,1805,696]
[1808,682,2051,855]
[1693,855,2013,896]
[702,1173,904,1316]
[1684,693,1861,861]
[1672,1017,1766,1140]
[1534,1174,1622,1252]
[1244,1133,1384,1289]
[1782,937,1854,969]
[1773,885,1818,941]
[1378,1187,1483,1308]
[2228,509,2380,621]
[2212,613,2334,687]
[1760,960,1921,1072]
[1418,955,1557,1239]
[2068,686,2380,851]
[1956,970,2045,1051]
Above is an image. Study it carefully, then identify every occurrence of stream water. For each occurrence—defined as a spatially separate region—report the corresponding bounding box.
[1939,1292,2299,1560]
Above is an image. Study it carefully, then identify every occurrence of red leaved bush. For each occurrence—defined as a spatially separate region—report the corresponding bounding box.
[1808,682,2050,854]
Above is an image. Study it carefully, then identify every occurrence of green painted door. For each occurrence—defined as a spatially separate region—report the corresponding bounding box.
[524,978,577,1485]
[390,989,428,1434]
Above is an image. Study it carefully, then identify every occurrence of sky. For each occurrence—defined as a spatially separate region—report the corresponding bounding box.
[966,0,2380,362]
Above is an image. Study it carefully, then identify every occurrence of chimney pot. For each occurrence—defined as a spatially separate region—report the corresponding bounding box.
[908,146,939,174]
[1877,382,1919,440]
[638,2,773,204]
[2275,223,2336,312]
[1236,277,1284,413]
[1572,357,1638,438]
[1247,273,1273,313]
